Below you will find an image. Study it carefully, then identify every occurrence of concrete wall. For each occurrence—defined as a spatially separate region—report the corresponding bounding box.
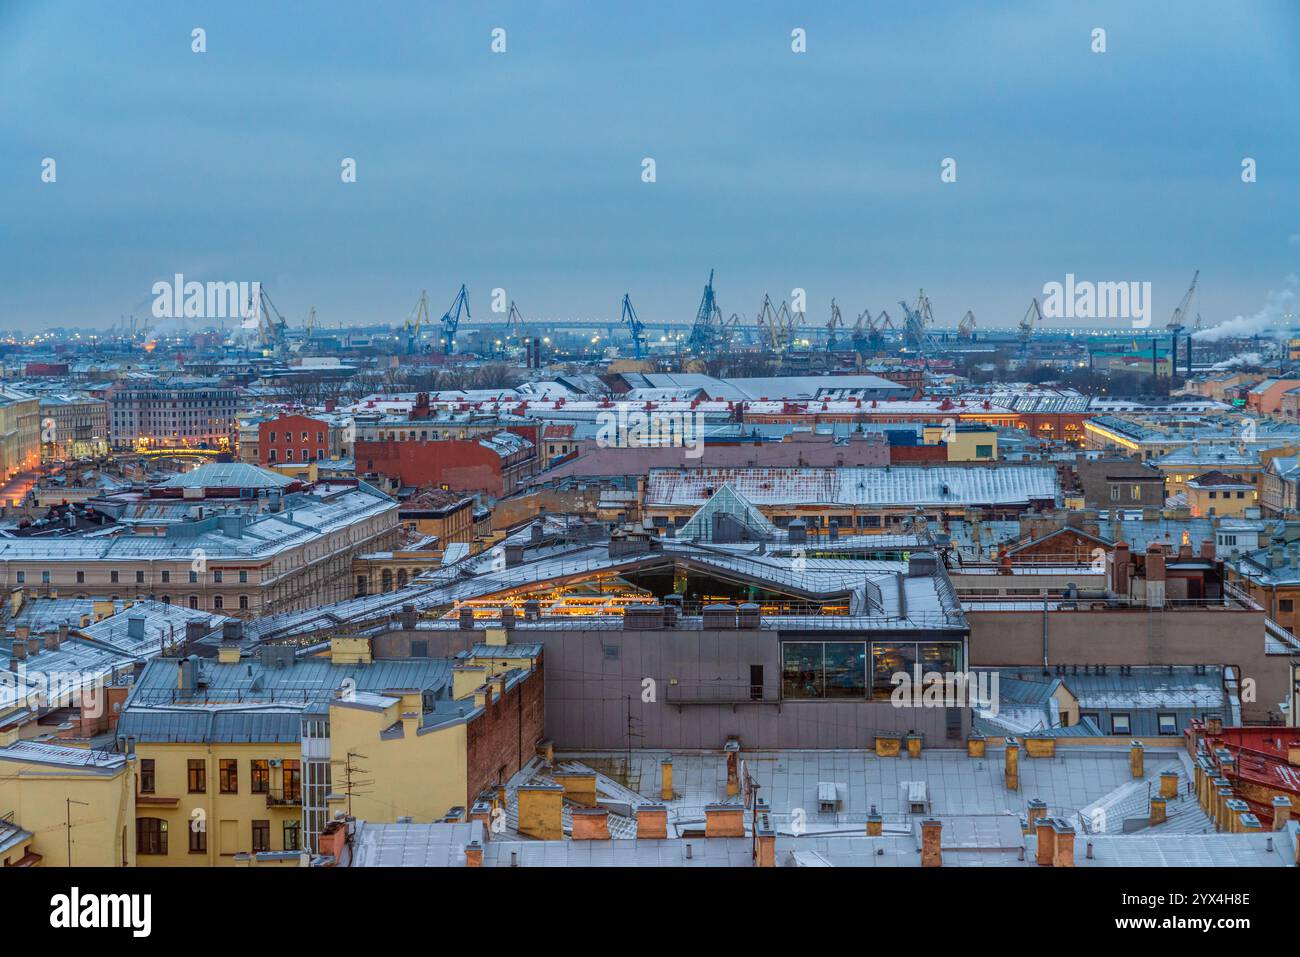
[375,626,967,750]
[967,607,1289,723]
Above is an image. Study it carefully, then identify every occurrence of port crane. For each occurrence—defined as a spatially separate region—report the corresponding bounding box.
[1018,298,1044,353]
[686,269,723,354]
[899,290,937,354]
[403,290,431,354]
[826,298,844,349]
[244,285,289,353]
[1166,270,1199,377]
[620,294,646,358]
[438,284,470,355]
[957,310,976,340]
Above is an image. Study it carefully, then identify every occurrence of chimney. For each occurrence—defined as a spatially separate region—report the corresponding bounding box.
[1145,543,1166,607]
[464,840,483,867]
[704,804,745,838]
[755,805,776,867]
[1026,798,1048,833]
[1149,794,1167,826]
[636,804,668,840]
[1207,715,1223,736]
[1200,538,1216,561]
[1272,796,1292,831]
[1051,819,1076,867]
[866,805,883,836]
[127,615,147,641]
[515,784,564,841]
[44,628,62,651]
[469,801,493,841]
[725,737,741,797]
[571,807,610,841]
[1035,816,1056,865]
[1111,540,1131,595]
[1004,737,1020,791]
[966,731,986,758]
[1159,770,1179,799]
[660,757,674,801]
[1129,740,1144,778]
[10,639,27,663]
[459,607,475,630]
[920,819,942,868]
[1225,798,1250,834]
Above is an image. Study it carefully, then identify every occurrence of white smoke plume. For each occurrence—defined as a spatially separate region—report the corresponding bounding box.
[1210,352,1264,370]
[1193,274,1298,342]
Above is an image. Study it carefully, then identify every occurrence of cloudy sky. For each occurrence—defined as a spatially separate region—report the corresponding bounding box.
[3,1,1300,333]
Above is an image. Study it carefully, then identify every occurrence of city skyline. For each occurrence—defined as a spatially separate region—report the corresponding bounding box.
[4,2,1300,332]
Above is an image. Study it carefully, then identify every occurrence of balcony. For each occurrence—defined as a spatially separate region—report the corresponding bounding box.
[265,789,302,808]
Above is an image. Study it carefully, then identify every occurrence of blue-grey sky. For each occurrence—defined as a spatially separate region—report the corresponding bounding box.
[3,1,1300,333]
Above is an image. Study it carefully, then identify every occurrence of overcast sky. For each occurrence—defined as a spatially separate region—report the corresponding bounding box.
[3,1,1300,333]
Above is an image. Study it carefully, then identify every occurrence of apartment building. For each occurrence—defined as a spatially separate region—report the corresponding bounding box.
[108,377,238,450]
[115,633,543,863]
[0,385,39,482]
[0,463,401,616]
[38,394,109,463]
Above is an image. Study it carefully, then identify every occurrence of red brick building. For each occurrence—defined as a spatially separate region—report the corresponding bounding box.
[260,413,334,466]
[465,653,547,803]
[356,430,538,497]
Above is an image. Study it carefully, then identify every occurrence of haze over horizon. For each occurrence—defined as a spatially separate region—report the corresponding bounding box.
[4,1,1300,334]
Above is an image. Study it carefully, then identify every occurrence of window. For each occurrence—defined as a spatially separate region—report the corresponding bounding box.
[1158,713,1178,736]
[136,570,145,584]
[213,596,223,610]
[251,820,270,853]
[1111,713,1131,735]
[1080,712,1100,728]
[782,641,869,699]
[213,571,223,584]
[189,596,198,609]
[161,570,170,583]
[239,570,248,583]
[219,759,238,794]
[41,570,50,584]
[1131,485,1142,500]
[975,444,992,459]
[239,595,249,610]
[76,570,85,583]
[283,760,301,801]
[750,665,764,701]
[137,818,168,855]
[189,824,207,854]
[189,570,198,583]
[251,760,270,794]
[410,640,428,657]
[283,820,301,852]
[187,759,206,793]
[1281,599,1294,613]
[139,758,155,794]
[111,570,119,583]
[1109,485,1120,501]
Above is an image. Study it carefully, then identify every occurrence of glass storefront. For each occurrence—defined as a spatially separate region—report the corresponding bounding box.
[781,639,963,700]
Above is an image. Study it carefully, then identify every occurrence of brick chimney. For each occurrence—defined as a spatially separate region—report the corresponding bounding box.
[866,805,882,836]
[469,801,493,841]
[1149,795,1167,826]
[920,819,942,867]
[659,757,674,801]
[516,784,564,841]
[704,804,745,838]
[1159,770,1179,799]
[464,840,483,867]
[636,804,668,839]
[1051,819,1076,867]
[1110,539,1131,595]
[1004,737,1020,791]
[1035,817,1055,865]
[571,807,610,841]
[1129,740,1144,778]
[1273,795,1292,830]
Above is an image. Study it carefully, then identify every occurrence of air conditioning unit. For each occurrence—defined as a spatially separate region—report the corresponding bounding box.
[269,759,282,768]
